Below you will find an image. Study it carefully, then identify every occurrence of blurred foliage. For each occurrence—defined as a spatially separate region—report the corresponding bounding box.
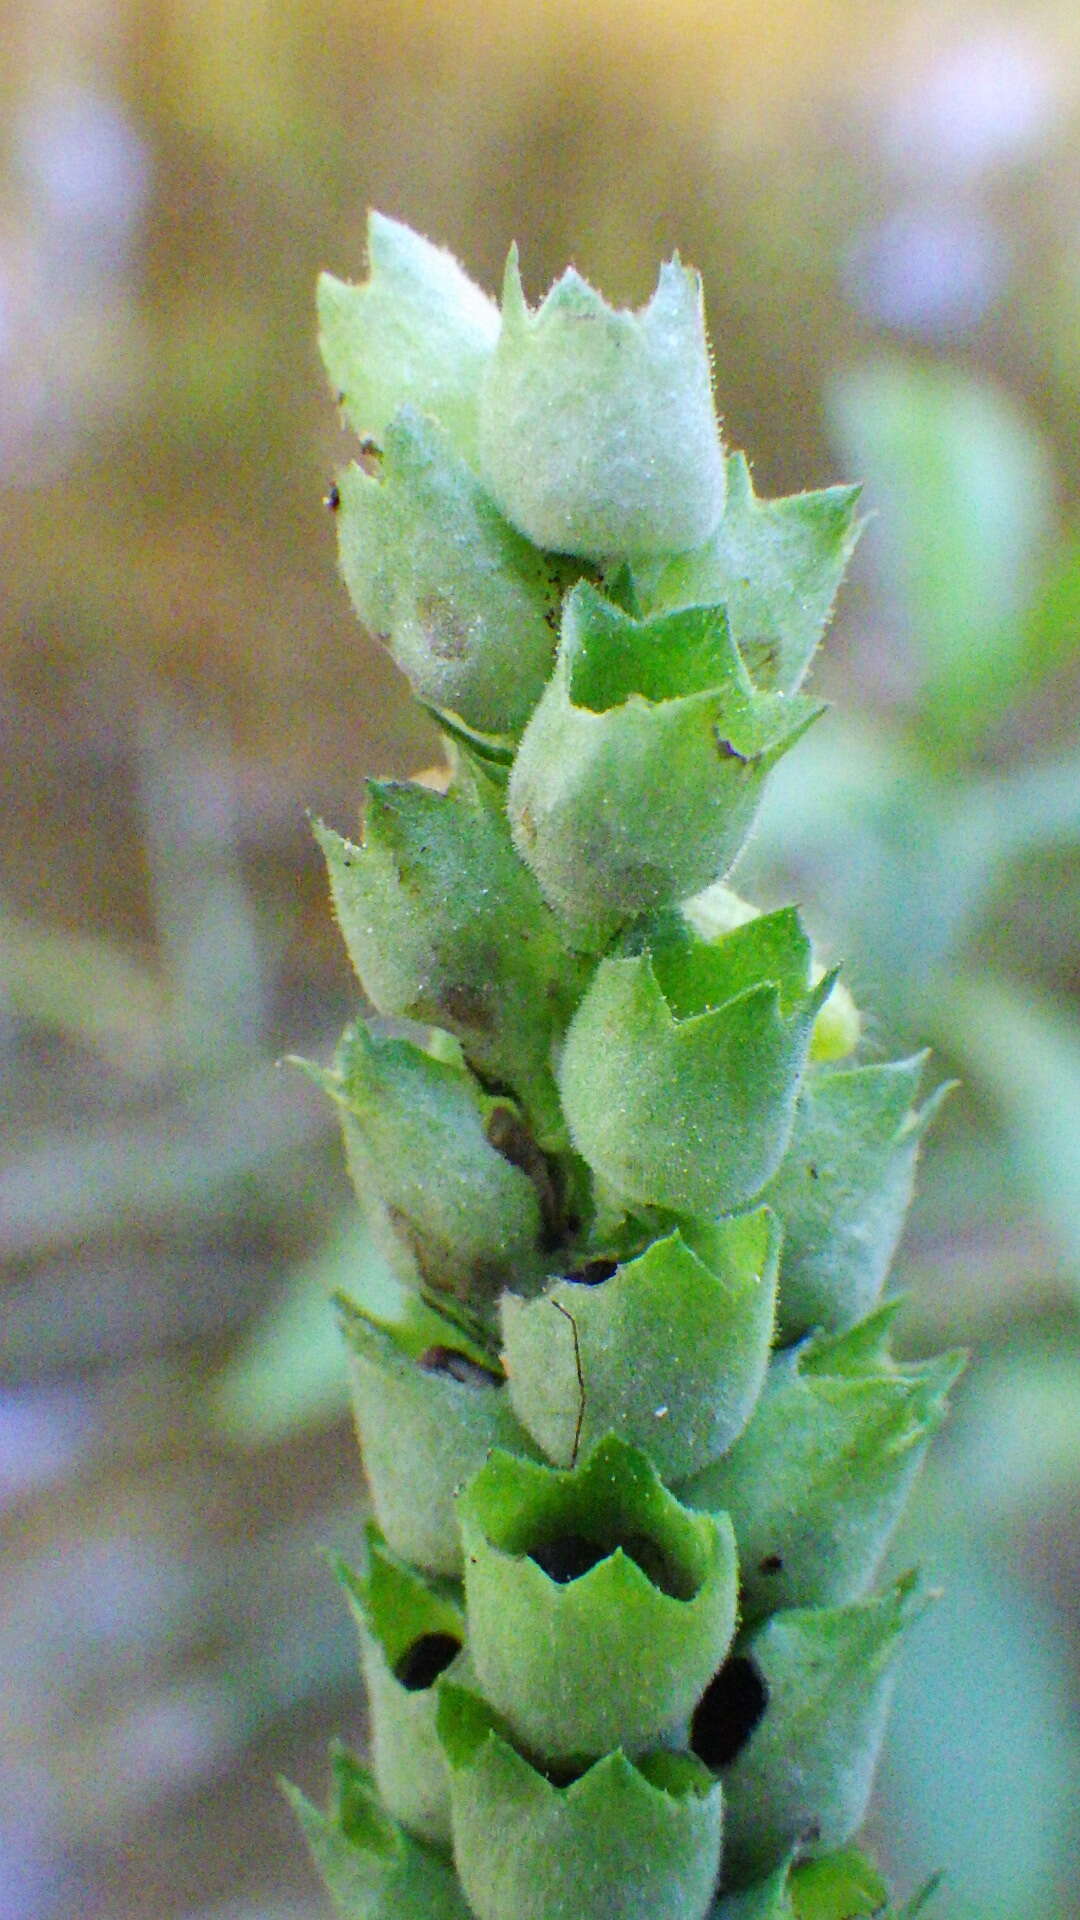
[741,357,1080,1919]
[3,2,1080,1917]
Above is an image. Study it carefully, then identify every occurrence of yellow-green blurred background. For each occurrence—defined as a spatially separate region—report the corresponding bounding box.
[3,3,1080,1916]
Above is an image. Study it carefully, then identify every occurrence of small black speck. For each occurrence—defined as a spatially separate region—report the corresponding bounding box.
[807,1163,819,1180]
[324,482,341,512]
[714,732,749,764]
[759,1553,784,1576]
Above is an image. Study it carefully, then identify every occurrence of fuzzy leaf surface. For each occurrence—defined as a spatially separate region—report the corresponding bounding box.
[438,1685,723,1920]
[501,1209,779,1477]
[559,920,829,1215]
[458,1435,737,1761]
[763,1056,947,1340]
[316,786,582,1145]
[333,409,564,735]
[337,1539,463,1845]
[509,585,820,941]
[679,1307,962,1617]
[313,1023,545,1306]
[317,212,497,461]
[644,453,862,693]
[340,1303,532,1575]
[789,1847,889,1917]
[480,250,726,559]
[284,1746,470,1919]
[712,1850,908,1920]
[718,1576,927,1884]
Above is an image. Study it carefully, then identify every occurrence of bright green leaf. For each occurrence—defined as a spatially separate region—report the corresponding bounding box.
[458,1435,738,1762]
[789,1846,888,1918]
[284,1745,471,1918]
[644,453,863,694]
[509,584,820,944]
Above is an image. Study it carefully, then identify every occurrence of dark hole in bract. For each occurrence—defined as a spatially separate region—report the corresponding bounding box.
[528,1530,690,1599]
[529,1533,607,1584]
[690,1655,769,1770]
[758,1553,784,1576]
[417,1346,501,1388]
[563,1257,619,1286]
[486,1105,566,1251]
[393,1632,462,1691]
[538,1757,588,1788]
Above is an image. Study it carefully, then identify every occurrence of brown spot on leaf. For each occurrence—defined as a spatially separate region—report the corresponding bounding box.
[443,979,497,1033]
[418,591,473,661]
[486,1105,564,1248]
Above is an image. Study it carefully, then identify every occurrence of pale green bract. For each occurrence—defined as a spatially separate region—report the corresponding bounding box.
[481,248,727,560]
[318,212,498,462]
[289,214,962,1920]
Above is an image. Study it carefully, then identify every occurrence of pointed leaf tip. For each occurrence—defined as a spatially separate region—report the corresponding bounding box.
[318,213,497,462]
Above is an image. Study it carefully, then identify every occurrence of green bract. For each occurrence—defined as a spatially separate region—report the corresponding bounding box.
[337,1534,464,1844]
[559,911,833,1215]
[712,1848,895,1919]
[316,785,583,1148]
[679,1306,962,1617]
[332,410,565,736]
[480,249,727,560]
[438,1685,723,1920]
[508,584,821,944]
[457,1436,738,1761]
[501,1210,779,1478]
[310,1021,547,1308]
[318,212,497,463]
[292,216,960,1920]
[340,1302,531,1575]
[762,1056,951,1341]
[714,1575,928,1885]
[641,453,864,695]
[679,881,862,1065]
[285,1744,472,1919]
